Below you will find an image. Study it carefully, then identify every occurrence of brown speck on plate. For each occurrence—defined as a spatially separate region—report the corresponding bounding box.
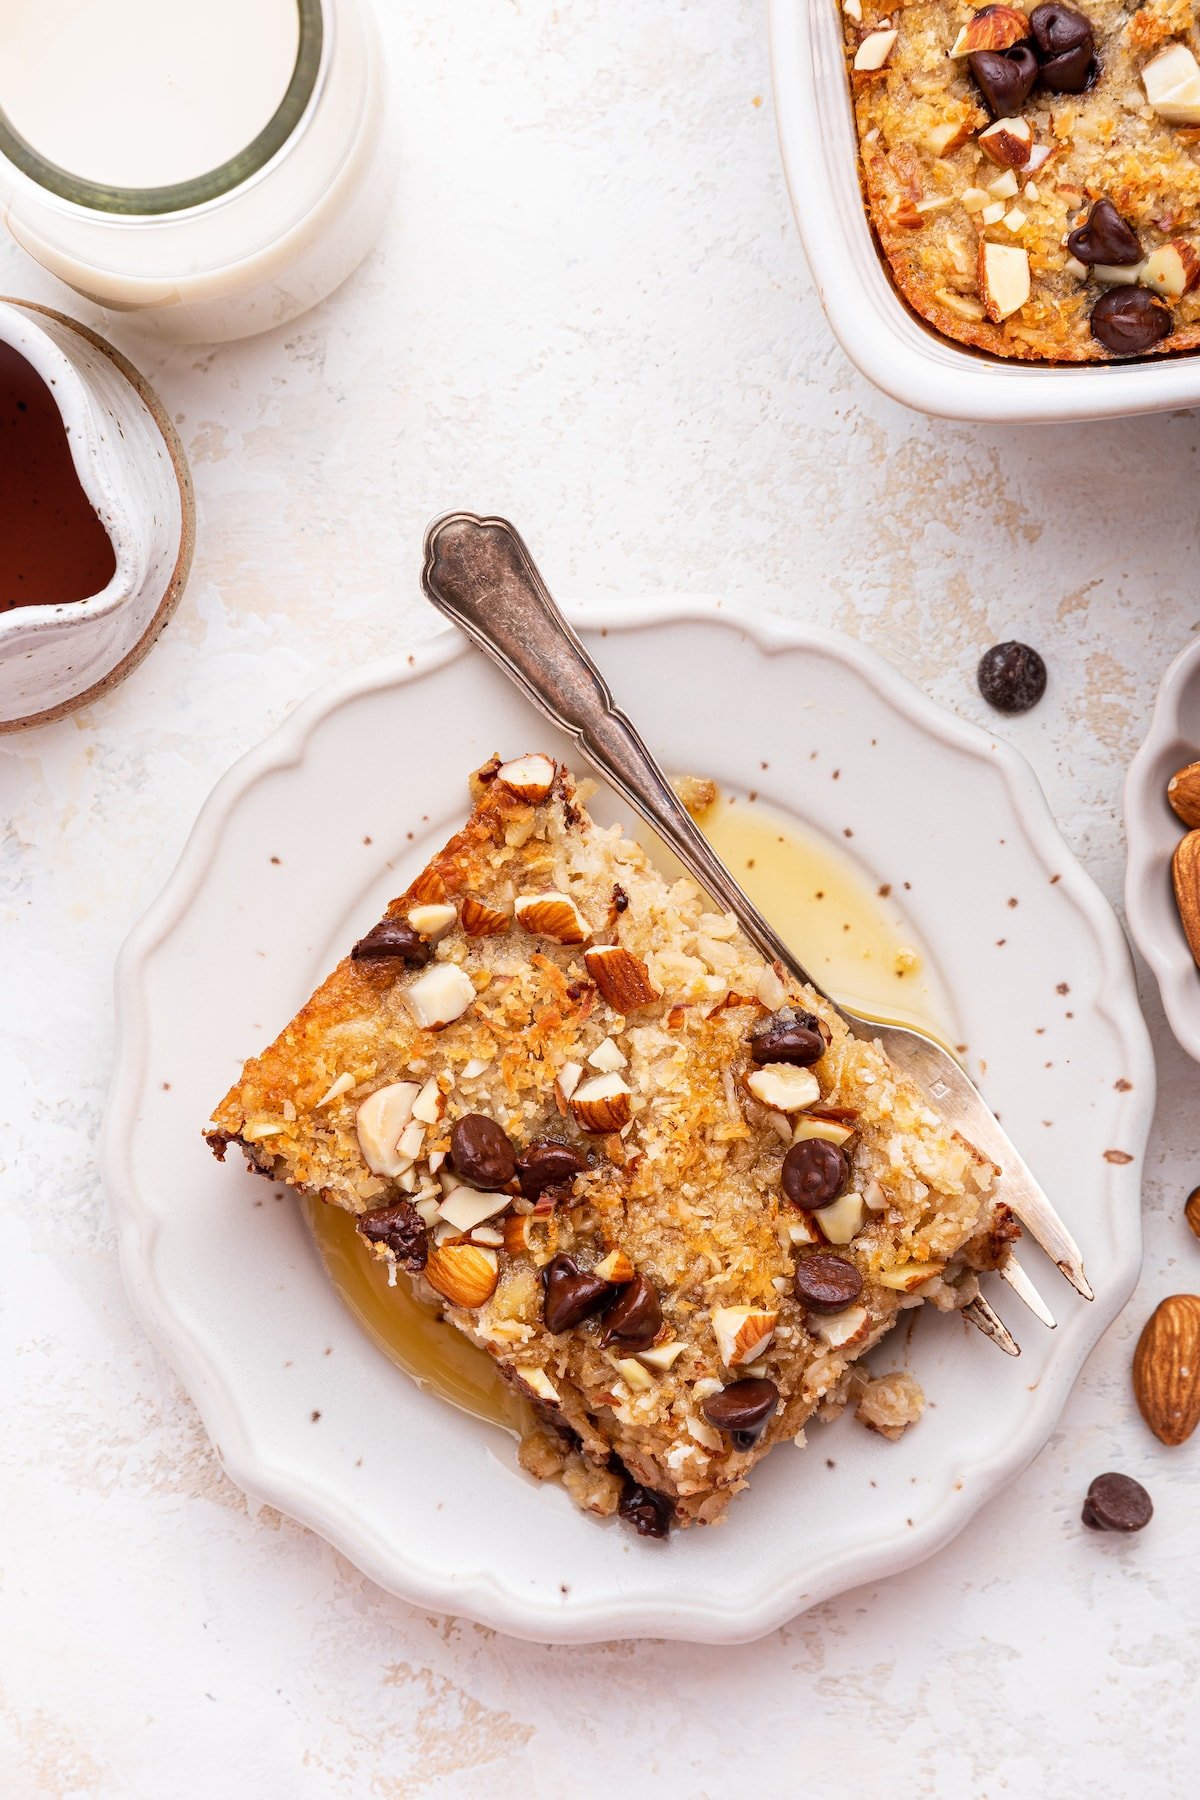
[1114,1078,1132,1091]
[1104,1149,1134,1165]
[311,1409,321,1422]
[996,939,1006,947]
[1007,897,1018,908]
[878,882,891,898]
[843,827,854,838]
[832,769,840,780]
[161,1080,171,1090]
[270,855,281,865]
[1050,873,1062,884]
[362,835,373,846]
[1057,982,1070,995]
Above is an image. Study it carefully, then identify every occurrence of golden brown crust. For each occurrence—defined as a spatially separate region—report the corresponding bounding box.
[846,0,1200,362]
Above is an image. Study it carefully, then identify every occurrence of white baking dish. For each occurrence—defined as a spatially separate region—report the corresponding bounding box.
[768,0,1200,421]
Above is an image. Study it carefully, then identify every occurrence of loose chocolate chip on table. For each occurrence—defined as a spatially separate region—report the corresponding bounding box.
[977,641,1048,714]
[1082,1471,1153,1533]
[350,918,432,965]
[702,1378,780,1451]
[749,1005,828,1067]
[968,44,1039,117]
[358,1199,429,1271]
[516,1139,587,1199]
[793,1252,864,1313]
[542,1255,612,1333]
[781,1138,849,1210]
[601,1272,663,1352]
[1029,3,1096,92]
[449,1112,517,1189]
[619,1478,674,1538]
[1067,199,1142,267]
[1091,286,1174,356]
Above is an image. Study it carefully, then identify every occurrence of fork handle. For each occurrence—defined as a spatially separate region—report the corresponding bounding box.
[421,511,827,998]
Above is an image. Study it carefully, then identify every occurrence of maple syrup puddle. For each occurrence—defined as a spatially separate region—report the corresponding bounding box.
[306,790,955,1432]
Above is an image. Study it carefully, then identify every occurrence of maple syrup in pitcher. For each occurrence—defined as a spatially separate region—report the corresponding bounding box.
[0,341,116,611]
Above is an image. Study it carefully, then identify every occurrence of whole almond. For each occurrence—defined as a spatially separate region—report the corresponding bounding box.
[424,1241,499,1309]
[1171,830,1200,966]
[1185,1187,1200,1240]
[1167,760,1200,829]
[1132,1294,1200,1446]
[584,944,660,1013]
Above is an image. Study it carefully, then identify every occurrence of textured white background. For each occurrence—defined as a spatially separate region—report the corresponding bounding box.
[2,1,1197,1794]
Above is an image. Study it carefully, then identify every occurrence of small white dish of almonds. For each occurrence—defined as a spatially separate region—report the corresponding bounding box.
[1125,632,1200,1063]
[103,602,1152,1642]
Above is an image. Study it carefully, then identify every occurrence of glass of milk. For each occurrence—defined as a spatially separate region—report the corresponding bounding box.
[0,0,394,342]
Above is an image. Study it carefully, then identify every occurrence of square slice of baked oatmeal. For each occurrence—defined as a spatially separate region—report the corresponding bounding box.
[208,754,1015,1534]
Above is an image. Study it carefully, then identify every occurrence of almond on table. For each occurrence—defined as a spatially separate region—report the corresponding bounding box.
[207,754,1016,1535]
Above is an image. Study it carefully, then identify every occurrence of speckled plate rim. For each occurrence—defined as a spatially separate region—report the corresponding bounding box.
[103,600,1154,1644]
[1124,633,1200,1062]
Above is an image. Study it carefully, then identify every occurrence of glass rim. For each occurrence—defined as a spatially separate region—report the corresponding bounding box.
[0,0,324,218]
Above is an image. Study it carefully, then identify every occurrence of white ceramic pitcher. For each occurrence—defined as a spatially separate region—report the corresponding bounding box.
[0,298,193,730]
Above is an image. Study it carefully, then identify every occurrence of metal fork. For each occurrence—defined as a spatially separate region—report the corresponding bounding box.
[421,512,1092,1352]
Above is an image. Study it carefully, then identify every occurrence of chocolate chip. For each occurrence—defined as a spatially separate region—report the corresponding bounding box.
[516,1139,587,1199]
[701,1378,780,1451]
[968,44,1039,117]
[1067,199,1142,267]
[977,641,1047,713]
[357,1199,428,1271]
[749,1005,828,1067]
[781,1138,849,1209]
[542,1255,612,1333]
[1090,286,1173,356]
[601,1272,663,1352]
[1082,1471,1153,1533]
[350,918,431,966]
[793,1252,864,1313]
[449,1113,517,1189]
[1029,3,1096,92]
[619,1478,673,1538]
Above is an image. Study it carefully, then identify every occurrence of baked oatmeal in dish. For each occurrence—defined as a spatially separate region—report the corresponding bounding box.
[208,754,1016,1536]
[844,0,1200,360]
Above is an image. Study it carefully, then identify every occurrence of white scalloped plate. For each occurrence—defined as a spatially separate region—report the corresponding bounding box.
[103,602,1153,1644]
[1125,634,1200,1064]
